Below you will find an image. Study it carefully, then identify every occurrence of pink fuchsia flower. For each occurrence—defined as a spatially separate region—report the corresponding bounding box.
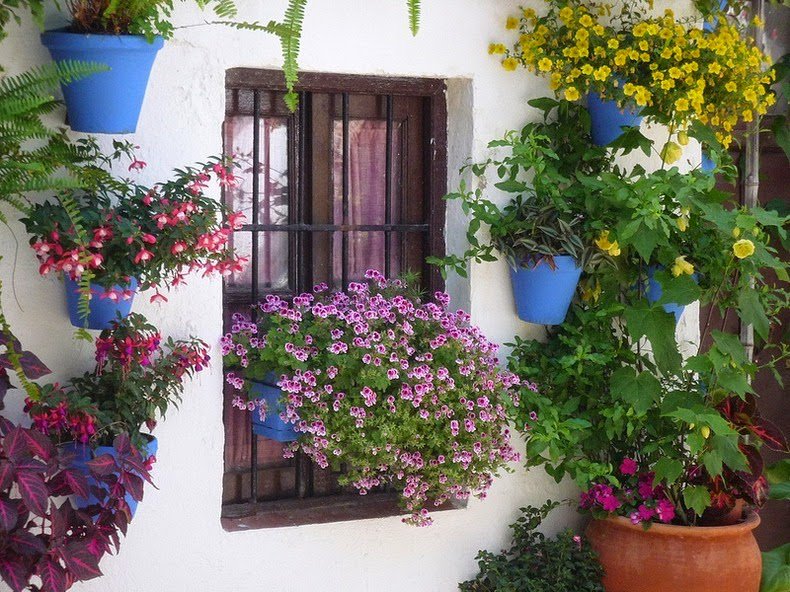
[171,241,187,255]
[150,291,168,304]
[227,211,247,230]
[133,248,154,264]
[620,457,638,476]
[128,159,147,171]
[572,535,582,549]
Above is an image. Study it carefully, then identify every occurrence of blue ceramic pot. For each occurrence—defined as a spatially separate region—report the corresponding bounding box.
[701,150,715,173]
[644,266,699,324]
[250,374,298,442]
[64,276,137,330]
[509,256,582,325]
[587,92,643,146]
[61,436,157,518]
[704,0,728,32]
[40,30,163,133]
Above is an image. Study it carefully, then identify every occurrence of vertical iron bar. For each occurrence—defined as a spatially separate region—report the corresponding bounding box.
[249,90,261,503]
[384,95,393,277]
[341,92,350,289]
[291,91,305,498]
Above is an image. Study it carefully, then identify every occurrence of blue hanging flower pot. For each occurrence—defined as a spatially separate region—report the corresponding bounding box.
[60,436,157,518]
[249,373,298,442]
[64,276,138,330]
[587,92,643,146]
[701,150,716,173]
[40,30,163,134]
[509,256,583,325]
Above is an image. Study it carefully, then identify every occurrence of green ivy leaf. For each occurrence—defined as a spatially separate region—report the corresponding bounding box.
[683,485,711,517]
[737,289,770,341]
[657,274,701,306]
[610,367,661,415]
[624,303,681,373]
[653,457,683,485]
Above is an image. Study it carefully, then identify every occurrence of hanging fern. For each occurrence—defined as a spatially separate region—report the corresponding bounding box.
[407,0,421,35]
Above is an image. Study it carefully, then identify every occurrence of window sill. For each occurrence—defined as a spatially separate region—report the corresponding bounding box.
[221,493,466,531]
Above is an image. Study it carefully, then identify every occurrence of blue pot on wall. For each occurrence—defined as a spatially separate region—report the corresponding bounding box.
[61,436,157,518]
[587,92,643,146]
[509,255,583,325]
[704,0,728,32]
[64,276,138,330]
[250,374,298,442]
[644,266,699,323]
[701,150,716,173]
[40,31,163,134]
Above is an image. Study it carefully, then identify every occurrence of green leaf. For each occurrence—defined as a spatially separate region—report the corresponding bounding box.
[631,230,659,262]
[683,485,711,517]
[711,433,748,472]
[610,367,661,415]
[711,331,747,365]
[770,115,790,162]
[653,457,684,485]
[624,303,681,373]
[494,179,528,193]
[656,274,700,306]
[716,368,753,397]
[737,289,770,341]
[702,449,723,477]
[761,543,790,592]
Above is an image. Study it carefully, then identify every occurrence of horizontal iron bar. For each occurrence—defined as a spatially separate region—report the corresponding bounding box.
[239,223,430,232]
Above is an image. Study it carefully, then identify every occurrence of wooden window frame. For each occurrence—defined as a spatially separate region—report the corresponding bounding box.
[221,69,450,530]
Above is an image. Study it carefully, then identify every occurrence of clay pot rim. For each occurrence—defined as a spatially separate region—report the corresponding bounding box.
[599,511,760,537]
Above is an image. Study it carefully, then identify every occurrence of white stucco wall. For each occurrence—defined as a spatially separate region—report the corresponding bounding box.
[0,1,696,591]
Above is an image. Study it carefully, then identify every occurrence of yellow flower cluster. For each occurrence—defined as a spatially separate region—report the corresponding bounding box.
[496,1,776,147]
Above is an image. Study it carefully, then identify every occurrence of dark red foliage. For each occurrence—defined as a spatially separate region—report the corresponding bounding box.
[0,423,150,592]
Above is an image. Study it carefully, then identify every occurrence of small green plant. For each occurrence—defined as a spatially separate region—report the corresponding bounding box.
[459,500,605,592]
[761,543,790,592]
[430,98,612,277]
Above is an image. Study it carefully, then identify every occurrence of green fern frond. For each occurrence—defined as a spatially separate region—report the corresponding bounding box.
[407,0,421,35]
[280,0,307,110]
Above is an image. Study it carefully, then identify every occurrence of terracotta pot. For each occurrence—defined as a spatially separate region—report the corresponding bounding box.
[586,513,762,592]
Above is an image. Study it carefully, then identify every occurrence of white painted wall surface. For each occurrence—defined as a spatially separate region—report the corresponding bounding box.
[0,1,695,590]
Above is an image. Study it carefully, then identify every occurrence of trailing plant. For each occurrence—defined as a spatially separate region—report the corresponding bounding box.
[495,0,775,151]
[458,500,605,592]
[223,270,522,526]
[25,313,210,450]
[22,147,247,303]
[430,98,613,277]
[0,300,51,406]
[0,422,150,592]
[503,125,790,525]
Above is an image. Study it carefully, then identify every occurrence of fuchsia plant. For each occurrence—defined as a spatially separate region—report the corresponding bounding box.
[22,146,248,304]
[223,270,524,526]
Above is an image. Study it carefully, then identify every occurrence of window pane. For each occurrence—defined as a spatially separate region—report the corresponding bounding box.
[332,119,402,226]
[224,115,290,292]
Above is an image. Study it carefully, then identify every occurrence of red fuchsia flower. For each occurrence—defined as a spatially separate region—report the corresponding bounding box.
[133,248,154,264]
[620,457,638,476]
[128,159,147,171]
[171,241,187,255]
[227,211,246,230]
[141,233,157,245]
[150,291,168,304]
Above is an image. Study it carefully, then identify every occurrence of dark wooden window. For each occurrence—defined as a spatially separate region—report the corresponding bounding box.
[221,69,447,529]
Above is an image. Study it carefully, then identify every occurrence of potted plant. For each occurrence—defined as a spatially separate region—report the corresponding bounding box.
[25,313,210,516]
[22,145,247,330]
[504,125,789,591]
[459,500,605,592]
[0,420,149,592]
[223,270,522,526]
[497,0,775,150]
[431,99,612,325]
[39,0,237,133]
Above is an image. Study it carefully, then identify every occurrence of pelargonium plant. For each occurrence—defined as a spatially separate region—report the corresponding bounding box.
[22,143,248,304]
[0,421,149,592]
[25,313,210,450]
[223,270,523,526]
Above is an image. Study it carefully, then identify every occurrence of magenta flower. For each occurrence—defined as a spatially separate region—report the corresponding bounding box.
[620,457,638,476]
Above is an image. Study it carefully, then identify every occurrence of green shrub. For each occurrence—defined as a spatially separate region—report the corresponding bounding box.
[459,501,604,592]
